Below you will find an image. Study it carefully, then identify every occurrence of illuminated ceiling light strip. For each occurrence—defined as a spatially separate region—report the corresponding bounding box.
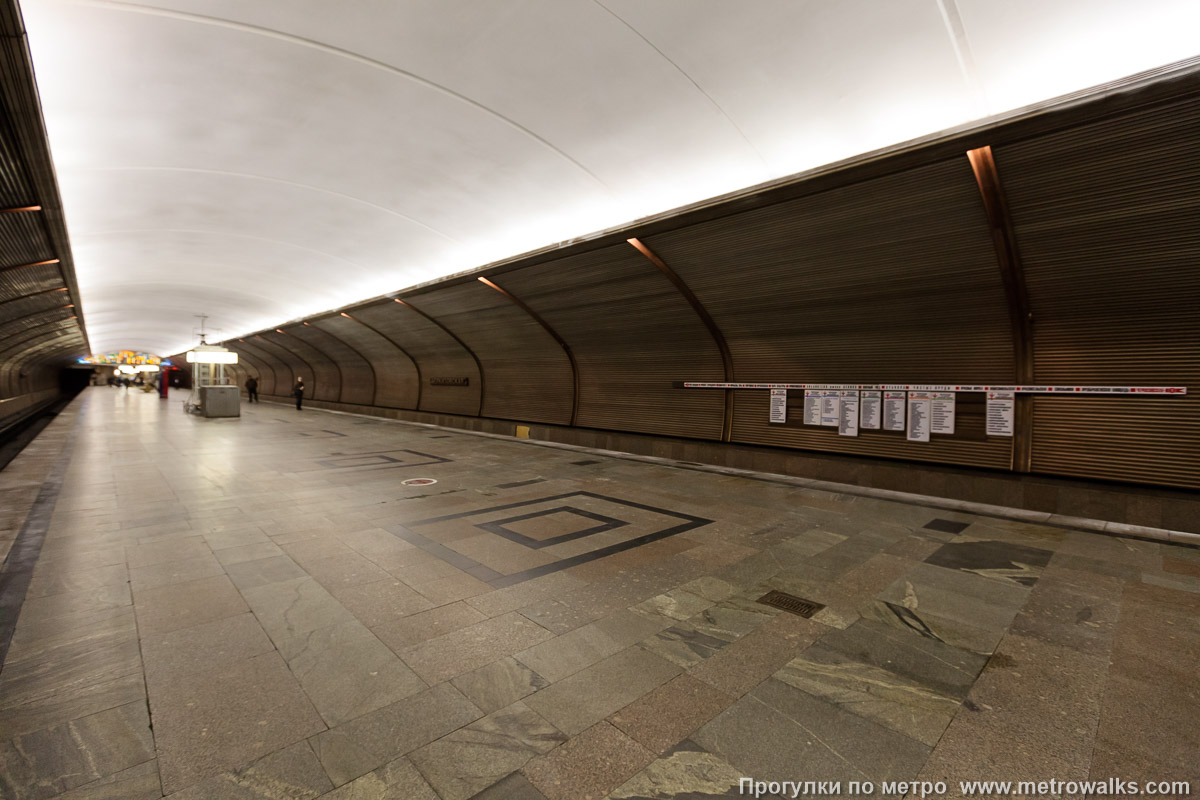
[0,206,42,213]
[0,258,60,274]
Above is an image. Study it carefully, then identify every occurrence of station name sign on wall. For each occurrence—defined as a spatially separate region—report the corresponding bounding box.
[429,377,470,386]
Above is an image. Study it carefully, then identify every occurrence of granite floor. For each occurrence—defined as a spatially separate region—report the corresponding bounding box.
[1,388,1198,799]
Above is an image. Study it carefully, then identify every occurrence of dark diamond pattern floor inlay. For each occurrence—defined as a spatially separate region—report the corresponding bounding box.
[925,539,1054,587]
[923,518,971,534]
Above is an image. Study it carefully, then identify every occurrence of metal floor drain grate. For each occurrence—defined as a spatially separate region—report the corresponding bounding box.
[757,590,825,618]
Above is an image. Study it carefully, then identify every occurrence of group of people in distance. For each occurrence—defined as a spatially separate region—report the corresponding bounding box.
[242,376,305,410]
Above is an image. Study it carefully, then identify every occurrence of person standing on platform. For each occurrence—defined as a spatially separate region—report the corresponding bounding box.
[293,378,304,410]
[245,376,259,403]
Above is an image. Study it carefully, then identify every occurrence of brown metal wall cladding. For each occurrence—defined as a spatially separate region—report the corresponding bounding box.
[310,314,419,409]
[643,158,1014,468]
[289,321,372,406]
[353,301,480,416]
[995,97,1200,488]
[0,262,62,304]
[242,338,300,396]
[226,343,273,395]
[0,213,52,270]
[0,307,73,342]
[0,103,33,207]
[269,329,340,402]
[496,244,725,438]
[408,281,573,424]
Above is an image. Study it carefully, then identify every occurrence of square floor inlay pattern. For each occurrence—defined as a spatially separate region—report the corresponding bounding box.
[316,449,451,471]
[407,492,712,588]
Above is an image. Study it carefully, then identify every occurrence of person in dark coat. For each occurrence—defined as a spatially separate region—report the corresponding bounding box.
[293,378,304,410]
[245,376,259,403]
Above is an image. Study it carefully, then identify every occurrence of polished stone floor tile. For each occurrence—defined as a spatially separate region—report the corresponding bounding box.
[451,657,550,715]
[695,680,930,789]
[223,554,309,591]
[466,770,549,800]
[285,620,427,726]
[150,652,327,793]
[370,600,487,652]
[331,578,433,628]
[915,632,1109,787]
[400,612,554,684]
[51,759,161,800]
[609,739,749,800]
[309,683,482,787]
[166,741,331,800]
[134,574,249,636]
[688,625,816,699]
[319,755,439,799]
[0,700,155,800]
[130,552,225,592]
[522,721,654,800]
[609,674,735,755]
[523,646,681,736]
[410,701,566,800]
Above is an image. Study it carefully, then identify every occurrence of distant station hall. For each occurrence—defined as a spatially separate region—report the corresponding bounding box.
[1,1,1199,799]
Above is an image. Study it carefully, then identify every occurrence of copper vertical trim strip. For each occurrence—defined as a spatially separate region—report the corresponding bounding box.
[306,316,380,407]
[477,276,580,426]
[395,298,486,417]
[0,258,59,274]
[340,311,423,410]
[967,145,1034,472]
[627,237,736,442]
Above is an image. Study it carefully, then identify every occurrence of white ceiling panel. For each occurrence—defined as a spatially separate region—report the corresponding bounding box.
[18,0,1200,355]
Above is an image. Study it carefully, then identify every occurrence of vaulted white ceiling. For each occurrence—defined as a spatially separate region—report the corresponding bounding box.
[21,0,1200,355]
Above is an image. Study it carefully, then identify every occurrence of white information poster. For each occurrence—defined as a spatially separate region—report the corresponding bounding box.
[820,391,841,427]
[803,390,821,425]
[838,390,859,436]
[883,391,906,432]
[860,390,881,430]
[907,391,932,442]
[769,389,788,424]
[931,392,956,435]
[986,390,1015,436]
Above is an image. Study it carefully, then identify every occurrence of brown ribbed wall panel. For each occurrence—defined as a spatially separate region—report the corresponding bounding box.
[353,300,479,416]
[995,96,1200,488]
[269,328,339,401]
[0,290,69,326]
[408,281,572,424]
[309,314,419,409]
[290,322,373,405]
[642,158,1013,467]
[0,262,60,302]
[241,338,299,396]
[0,213,52,270]
[496,244,725,439]
[226,342,276,395]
